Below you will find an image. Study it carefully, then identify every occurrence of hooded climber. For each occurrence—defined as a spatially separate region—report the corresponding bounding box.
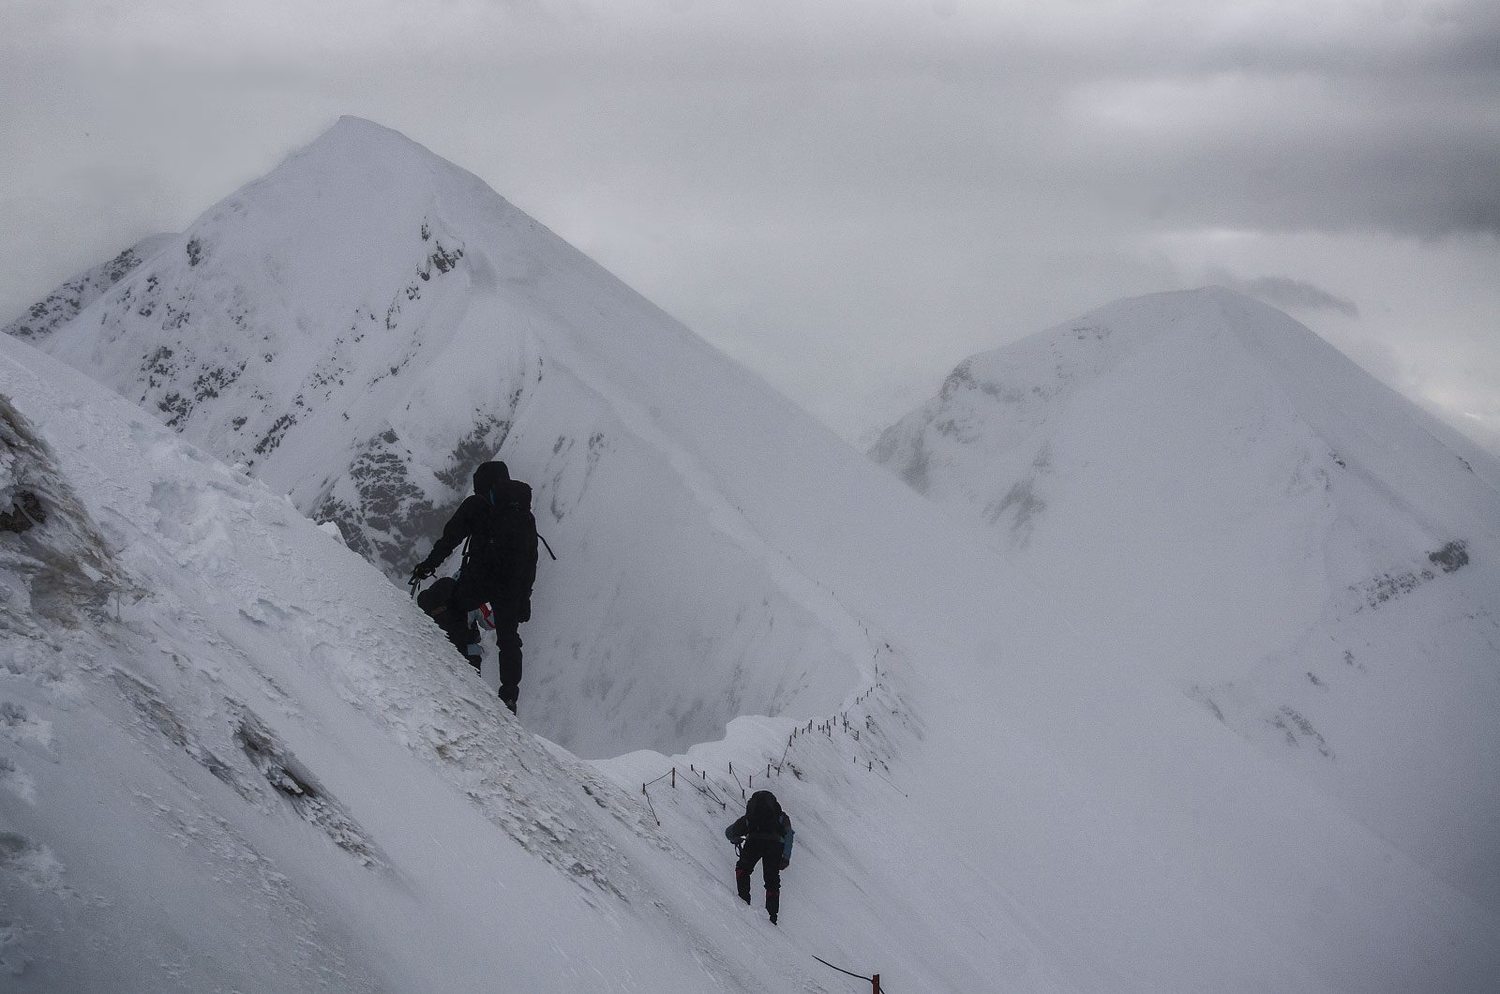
[410,460,539,713]
[725,790,794,924]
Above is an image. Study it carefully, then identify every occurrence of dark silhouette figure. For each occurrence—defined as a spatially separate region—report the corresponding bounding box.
[411,461,538,713]
[725,790,795,924]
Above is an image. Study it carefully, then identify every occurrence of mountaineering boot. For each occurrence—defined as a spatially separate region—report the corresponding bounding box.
[499,688,518,714]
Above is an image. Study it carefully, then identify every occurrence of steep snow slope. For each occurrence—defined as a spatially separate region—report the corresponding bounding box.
[872,287,1500,913]
[0,332,949,993]
[14,118,867,757]
[2,233,175,343]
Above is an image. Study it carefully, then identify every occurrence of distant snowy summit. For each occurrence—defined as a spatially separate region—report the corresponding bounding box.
[871,285,1496,555]
[871,286,1500,910]
[0,116,873,757]
[868,284,1498,656]
[8,117,545,576]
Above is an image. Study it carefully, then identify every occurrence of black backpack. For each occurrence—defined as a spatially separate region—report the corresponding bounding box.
[416,575,458,616]
[462,478,539,603]
[745,790,784,837]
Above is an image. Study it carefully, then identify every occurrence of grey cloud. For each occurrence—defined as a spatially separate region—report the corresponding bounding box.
[16,1,1499,242]
[1208,270,1360,318]
[468,4,1500,242]
[1245,277,1359,318]
[1045,68,1500,240]
[2,0,1498,442]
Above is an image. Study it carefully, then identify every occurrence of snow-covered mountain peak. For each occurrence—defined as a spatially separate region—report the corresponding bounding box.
[872,287,1500,915]
[5,119,885,758]
[306,113,422,151]
[877,284,1497,520]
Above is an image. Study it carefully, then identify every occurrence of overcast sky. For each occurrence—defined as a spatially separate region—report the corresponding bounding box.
[3,0,1497,446]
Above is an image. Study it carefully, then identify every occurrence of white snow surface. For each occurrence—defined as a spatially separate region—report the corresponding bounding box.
[1,122,1497,992]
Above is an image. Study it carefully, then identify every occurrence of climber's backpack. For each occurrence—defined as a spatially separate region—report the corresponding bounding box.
[745,790,785,839]
[463,478,539,604]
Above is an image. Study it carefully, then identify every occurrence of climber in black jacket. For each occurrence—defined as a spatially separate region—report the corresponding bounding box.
[411,461,538,713]
[725,790,795,924]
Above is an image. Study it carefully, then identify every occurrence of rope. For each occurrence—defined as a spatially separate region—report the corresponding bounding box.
[812,954,889,990]
[681,771,727,809]
[812,955,871,982]
[641,764,729,811]
[687,774,728,809]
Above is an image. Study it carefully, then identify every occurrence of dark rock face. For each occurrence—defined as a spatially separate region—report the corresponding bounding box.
[0,394,119,632]
[3,238,172,342]
[0,490,44,533]
[1352,540,1470,611]
[314,414,517,581]
[1429,540,1469,573]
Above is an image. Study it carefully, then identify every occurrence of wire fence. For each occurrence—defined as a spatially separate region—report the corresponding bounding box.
[640,707,899,811]
[632,645,903,993]
[639,648,904,827]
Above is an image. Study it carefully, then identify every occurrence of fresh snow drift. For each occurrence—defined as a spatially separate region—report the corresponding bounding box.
[5,121,1500,992]
[872,287,1500,913]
